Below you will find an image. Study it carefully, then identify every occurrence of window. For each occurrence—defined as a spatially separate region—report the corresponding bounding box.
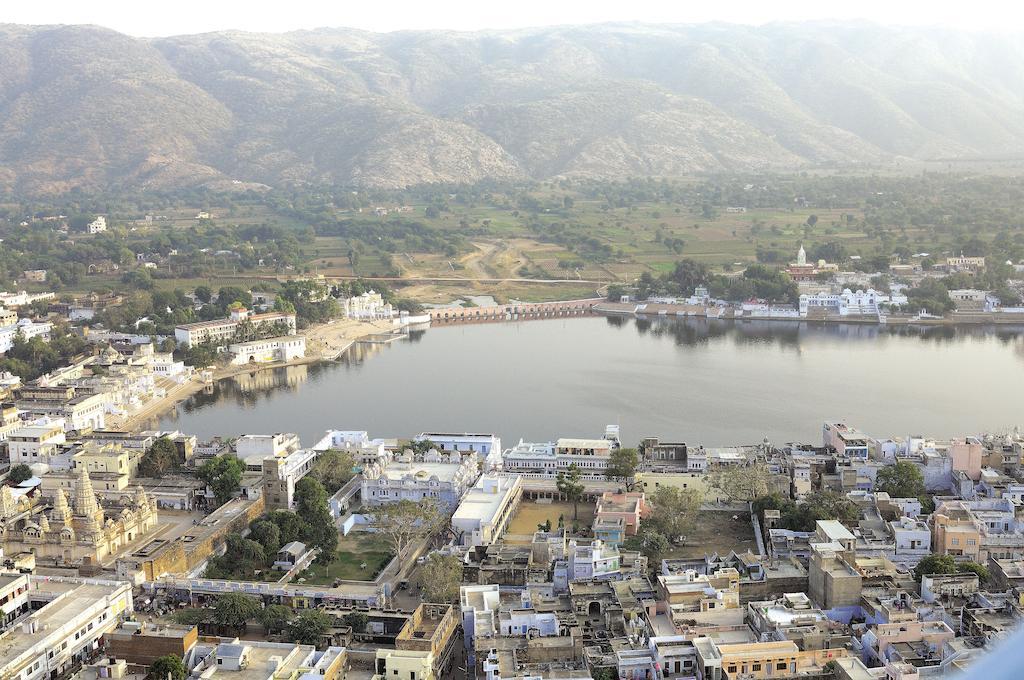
[752,663,762,671]
[777,662,787,670]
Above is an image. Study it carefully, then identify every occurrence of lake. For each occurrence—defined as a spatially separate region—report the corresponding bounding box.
[155,316,1024,447]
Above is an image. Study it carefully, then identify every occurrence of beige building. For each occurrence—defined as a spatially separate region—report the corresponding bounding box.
[0,467,158,565]
[715,640,847,680]
[634,471,728,503]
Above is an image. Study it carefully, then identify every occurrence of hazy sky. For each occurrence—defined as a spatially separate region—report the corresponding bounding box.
[4,0,1024,35]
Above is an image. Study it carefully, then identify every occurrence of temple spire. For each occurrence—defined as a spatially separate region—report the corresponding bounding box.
[51,488,71,523]
[73,467,99,517]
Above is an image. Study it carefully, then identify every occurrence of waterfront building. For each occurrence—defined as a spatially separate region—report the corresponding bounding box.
[452,474,523,547]
[798,288,907,317]
[227,335,306,366]
[343,289,394,319]
[0,576,134,680]
[415,432,502,457]
[235,432,302,469]
[502,427,619,479]
[173,307,296,347]
[823,422,872,458]
[361,448,477,509]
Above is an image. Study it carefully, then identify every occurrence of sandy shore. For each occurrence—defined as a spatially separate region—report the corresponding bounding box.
[109,318,397,431]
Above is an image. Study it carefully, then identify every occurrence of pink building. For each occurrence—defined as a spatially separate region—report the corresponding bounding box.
[595,492,648,536]
[951,437,983,482]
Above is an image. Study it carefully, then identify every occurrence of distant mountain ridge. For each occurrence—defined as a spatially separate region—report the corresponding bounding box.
[1,22,1023,194]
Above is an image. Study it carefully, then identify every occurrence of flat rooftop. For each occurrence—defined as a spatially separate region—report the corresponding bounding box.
[377,461,465,483]
[0,583,118,662]
[453,476,519,524]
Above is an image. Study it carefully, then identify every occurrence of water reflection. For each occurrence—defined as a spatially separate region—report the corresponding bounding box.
[157,316,1024,446]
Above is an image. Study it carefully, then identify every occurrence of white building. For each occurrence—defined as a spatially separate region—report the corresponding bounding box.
[343,290,393,320]
[798,288,906,317]
[0,576,133,680]
[174,307,296,347]
[361,449,478,509]
[0,291,54,308]
[227,335,306,366]
[8,420,68,471]
[150,351,187,378]
[451,474,523,547]
[558,539,621,583]
[87,216,107,233]
[189,639,345,680]
[0,319,53,354]
[503,427,620,479]
[235,432,302,470]
[890,516,931,569]
[415,432,502,458]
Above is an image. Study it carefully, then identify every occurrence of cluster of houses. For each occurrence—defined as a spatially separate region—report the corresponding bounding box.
[4,403,1024,679]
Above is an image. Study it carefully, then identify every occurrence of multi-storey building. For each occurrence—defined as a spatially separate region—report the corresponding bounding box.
[174,307,296,347]
[361,449,477,509]
[452,474,523,548]
[0,577,134,680]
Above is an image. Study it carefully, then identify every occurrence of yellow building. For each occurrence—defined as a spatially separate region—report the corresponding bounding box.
[717,640,847,679]
[634,471,728,503]
[372,649,434,680]
[931,504,983,561]
[73,441,138,477]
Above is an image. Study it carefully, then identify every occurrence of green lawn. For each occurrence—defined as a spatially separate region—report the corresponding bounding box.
[297,534,393,584]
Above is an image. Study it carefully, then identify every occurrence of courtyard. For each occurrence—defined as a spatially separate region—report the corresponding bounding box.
[297,532,393,584]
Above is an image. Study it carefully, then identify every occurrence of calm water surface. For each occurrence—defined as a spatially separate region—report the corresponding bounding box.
[156,316,1024,447]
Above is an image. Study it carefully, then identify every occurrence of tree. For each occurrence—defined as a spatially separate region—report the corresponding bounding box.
[286,610,332,646]
[605,447,639,484]
[260,604,293,634]
[138,437,180,478]
[914,553,957,582]
[960,561,990,585]
[343,611,368,633]
[172,608,211,627]
[7,464,33,484]
[194,285,213,304]
[309,449,356,494]
[875,461,925,499]
[364,499,442,557]
[198,455,244,506]
[647,487,703,543]
[147,655,186,680]
[295,477,338,561]
[556,463,585,520]
[415,553,462,603]
[708,464,770,502]
[211,593,260,633]
[249,519,283,556]
[266,510,308,545]
[623,529,671,563]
